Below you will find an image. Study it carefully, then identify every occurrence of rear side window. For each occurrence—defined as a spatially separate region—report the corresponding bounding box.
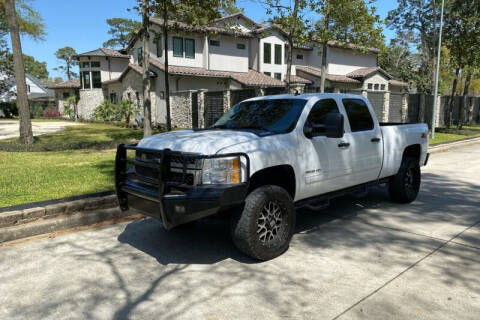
[342,98,374,132]
[306,99,340,135]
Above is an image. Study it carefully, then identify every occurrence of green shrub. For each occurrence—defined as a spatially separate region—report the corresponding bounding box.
[63,96,77,119]
[30,105,44,118]
[93,100,121,122]
[0,102,18,118]
[118,99,138,125]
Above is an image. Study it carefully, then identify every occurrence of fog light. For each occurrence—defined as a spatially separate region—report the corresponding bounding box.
[175,205,186,214]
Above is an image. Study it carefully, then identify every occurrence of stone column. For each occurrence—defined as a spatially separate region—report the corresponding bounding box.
[255,88,265,97]
[223,89,231,113]
[401,93,409,123]
[383,91,390,122]
[197,89,207,128]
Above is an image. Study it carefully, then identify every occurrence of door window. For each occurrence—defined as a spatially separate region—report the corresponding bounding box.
[342,98,374,132]
[305,99,340,136]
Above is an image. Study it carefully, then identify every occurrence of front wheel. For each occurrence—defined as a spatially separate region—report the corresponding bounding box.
[230,185,295,261]
[388,157,421,203]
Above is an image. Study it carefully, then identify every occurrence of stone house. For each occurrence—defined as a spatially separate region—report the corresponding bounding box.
[50,12,407,125]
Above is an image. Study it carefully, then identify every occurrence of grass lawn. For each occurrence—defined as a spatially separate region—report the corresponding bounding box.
[0,123,162,207]
[430,124,480,145]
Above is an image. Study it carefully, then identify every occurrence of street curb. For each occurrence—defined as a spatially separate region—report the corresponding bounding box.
[429,136,480,154]
[0,194,142,243]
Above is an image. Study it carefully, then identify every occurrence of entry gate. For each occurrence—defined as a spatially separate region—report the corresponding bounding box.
[367,92,384,120]
[389,93,403,123]
[231,89,256,107]
[204,91,224,127]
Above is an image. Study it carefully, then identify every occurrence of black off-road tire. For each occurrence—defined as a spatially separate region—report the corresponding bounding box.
[230,185,295,261]
[388,156,421,203]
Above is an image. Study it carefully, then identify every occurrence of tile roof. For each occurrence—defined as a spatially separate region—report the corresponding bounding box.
[295,66,361,84]
[326,40,380,54]
[48,79,80,89]
[149,18,254,39]
[150,57,285,87]
[389,79,409,87]
[286,75,312,84]
[75,48,130,59]
[346,67,393,79]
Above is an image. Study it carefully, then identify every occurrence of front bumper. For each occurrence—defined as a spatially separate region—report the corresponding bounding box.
[115,144,250,229]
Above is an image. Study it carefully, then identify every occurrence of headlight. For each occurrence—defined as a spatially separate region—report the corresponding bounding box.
[202,156,241,184]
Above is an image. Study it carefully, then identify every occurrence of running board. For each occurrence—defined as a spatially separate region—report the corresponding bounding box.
[295,178,389,209]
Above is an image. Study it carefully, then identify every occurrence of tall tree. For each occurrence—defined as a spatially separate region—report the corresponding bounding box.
[263,0,311,92]
[54,46,77,80]
[0,0,46,40]
[137,0,234,132]
[387,0,439,93]
[5,0,32,144]
[444,0,480,129]
[103,18,141,49]
[314,0,384,92]
[141,0,152,137]
[22,53,47,79]
[378,43,414,86]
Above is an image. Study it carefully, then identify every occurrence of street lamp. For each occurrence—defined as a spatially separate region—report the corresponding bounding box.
[431,0,445,139]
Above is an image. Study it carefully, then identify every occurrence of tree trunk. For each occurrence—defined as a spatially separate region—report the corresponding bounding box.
[286,38,293,92]
[458,72,471,130]
[320,41,328,93]
[67,63,71,80]
[5,0,33,145]
[163,2,171,131]
[446,68,459,128]
[142,0,152,137]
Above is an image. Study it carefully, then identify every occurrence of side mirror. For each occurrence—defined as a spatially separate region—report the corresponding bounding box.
[325,113,344,138]
[303,122,313,139]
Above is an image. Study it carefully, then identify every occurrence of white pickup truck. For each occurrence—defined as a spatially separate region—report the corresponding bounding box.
[115,93,429,260]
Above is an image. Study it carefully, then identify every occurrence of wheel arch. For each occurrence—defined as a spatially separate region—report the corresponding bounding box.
[402,144,421,161]
[248,165,296,199]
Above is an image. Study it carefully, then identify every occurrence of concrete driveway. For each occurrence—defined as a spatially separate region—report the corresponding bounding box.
[0,143,478,319]
[0,120,83,140]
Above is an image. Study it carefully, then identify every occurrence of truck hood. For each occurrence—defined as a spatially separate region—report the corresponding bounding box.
[137,129,260,154]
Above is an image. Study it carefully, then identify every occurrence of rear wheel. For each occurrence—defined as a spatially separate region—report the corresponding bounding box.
[388,156,421,203]
[230,185,295,261]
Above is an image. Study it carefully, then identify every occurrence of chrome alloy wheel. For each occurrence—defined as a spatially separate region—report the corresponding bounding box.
[257,200,286,245]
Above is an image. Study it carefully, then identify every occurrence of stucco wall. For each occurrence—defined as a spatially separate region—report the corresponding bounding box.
[78,56,129,87]
[362,73,389,91]
[208,36,249,72]
[259,32,286,79]
[174,76,230,91]
[54,88,76,114]
[327,47,377,75]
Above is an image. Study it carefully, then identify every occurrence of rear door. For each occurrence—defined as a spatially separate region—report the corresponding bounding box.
[341,98,383,184]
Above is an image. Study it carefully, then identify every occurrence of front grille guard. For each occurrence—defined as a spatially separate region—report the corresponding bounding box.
[115,143,251,227]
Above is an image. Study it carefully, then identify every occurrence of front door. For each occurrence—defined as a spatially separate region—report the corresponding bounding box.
[299,98,353,199]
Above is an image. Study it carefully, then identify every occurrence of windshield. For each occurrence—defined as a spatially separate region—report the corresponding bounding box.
[212,99,307,134]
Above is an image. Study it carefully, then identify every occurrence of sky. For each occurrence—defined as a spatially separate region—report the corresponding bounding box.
[16,0,398,80]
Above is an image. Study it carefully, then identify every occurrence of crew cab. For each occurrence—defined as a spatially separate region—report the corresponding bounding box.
[115,93,429,260]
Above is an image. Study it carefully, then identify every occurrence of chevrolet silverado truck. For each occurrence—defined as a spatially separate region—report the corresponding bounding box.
[115,93,429,260]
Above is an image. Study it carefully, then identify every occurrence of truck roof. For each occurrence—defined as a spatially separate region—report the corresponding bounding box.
[244,93,366,102]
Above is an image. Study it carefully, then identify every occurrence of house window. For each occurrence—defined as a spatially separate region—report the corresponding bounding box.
[62,92,70,99]
[137,47,143,64]
[155,37,162,57]
[127,92,131,101]
[173,37,183,57]
[91,61,100,68]
[27,85,31,93]
[209,39,220,46]
[236,43,245,50]
[263,42,271,64]
[380,84,385,91]
[274,44,282,65]
[296,54,303,60]
[374,84,379,90]
[185,38,195,59]
[92,71,101,88]
[368,83,373,90]
[110,93,117,104]
[81,61,90,68]
[82,71,90,89]
[264,72,271,76]
[274,73,282,80]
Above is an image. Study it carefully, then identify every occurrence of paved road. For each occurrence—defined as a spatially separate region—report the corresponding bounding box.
[0,120,83,140]
[1,144,479,320]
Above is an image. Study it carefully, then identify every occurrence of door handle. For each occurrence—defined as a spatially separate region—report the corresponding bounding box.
[371,137,381,143]
[338,142,350,148]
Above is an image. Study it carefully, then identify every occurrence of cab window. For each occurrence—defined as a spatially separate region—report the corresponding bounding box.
[305,99,340,136]
[342,98,374,132]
